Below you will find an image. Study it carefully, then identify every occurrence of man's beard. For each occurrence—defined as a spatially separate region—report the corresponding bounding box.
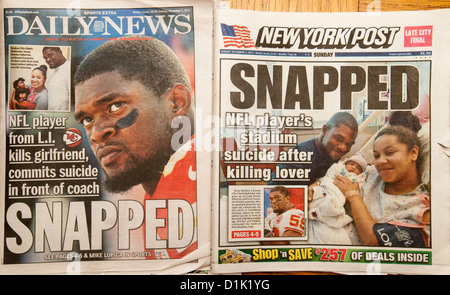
[102,152,170,194]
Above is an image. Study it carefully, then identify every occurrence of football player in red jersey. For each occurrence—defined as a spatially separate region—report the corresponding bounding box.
[74,38,197,259]
[267,186,305,237]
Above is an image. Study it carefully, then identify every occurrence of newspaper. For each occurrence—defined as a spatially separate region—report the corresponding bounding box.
[1,1,449,276]
[212,8,450,274]
[0,0,212,274]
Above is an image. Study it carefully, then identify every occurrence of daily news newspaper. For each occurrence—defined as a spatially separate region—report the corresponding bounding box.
[212,7,450,275]
[0,0,213,274]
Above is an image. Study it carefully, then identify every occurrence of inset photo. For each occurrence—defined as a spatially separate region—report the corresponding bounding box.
[8,45,71,111]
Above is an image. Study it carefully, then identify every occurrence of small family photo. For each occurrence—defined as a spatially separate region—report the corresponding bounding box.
[8,45,71,111]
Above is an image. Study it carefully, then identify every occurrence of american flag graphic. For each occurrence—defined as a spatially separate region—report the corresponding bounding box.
[221,23,257,49]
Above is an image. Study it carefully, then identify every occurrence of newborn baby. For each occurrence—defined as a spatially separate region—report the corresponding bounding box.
[308,152,367,245]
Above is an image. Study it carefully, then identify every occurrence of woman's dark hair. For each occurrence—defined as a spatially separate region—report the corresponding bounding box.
[388,111,421,134]
[33,65,48,78]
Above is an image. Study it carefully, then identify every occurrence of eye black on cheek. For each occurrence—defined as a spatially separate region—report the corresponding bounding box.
[114,108,139,130]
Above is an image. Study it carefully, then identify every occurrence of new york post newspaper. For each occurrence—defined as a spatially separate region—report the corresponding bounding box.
[0,0,212,275]
[212,7,450,275]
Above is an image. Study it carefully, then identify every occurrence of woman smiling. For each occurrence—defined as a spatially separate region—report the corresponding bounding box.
[334,125,430,247]
[18,65,48,110]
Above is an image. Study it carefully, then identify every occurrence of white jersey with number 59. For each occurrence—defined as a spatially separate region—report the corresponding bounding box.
[273,209,305,237]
